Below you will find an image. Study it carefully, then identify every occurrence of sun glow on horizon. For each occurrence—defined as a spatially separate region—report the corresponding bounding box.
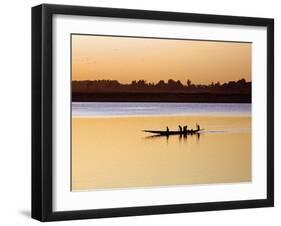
[72,35,252,85]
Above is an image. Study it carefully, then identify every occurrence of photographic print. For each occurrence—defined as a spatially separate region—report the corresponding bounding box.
[32,4,274,221]
[71,34,252,191]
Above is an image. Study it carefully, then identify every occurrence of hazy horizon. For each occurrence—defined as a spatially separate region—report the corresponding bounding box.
[72,34,252,85]
[72,78,252,84]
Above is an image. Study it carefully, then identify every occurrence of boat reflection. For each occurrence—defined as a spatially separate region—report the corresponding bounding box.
[144,132,201,141]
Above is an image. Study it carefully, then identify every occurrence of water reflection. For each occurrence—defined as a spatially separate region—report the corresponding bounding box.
[72,116,251,190]
[144,132,201,141]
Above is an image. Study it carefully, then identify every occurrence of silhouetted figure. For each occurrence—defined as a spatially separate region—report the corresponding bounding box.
[183,125,188,133]
[166,126,169,133]
[196,123,200,131]
[178,125,182,133]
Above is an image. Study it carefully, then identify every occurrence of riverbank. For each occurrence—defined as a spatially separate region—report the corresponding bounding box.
[72,92,251,103]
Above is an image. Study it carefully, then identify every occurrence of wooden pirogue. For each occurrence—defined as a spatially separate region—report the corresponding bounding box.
[143,129,203,136]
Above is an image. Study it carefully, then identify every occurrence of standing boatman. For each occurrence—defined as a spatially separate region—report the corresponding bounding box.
[166,126,169,133]
[178,125,182,133]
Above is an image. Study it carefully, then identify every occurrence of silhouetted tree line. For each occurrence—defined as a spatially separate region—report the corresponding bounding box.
[72,78,251,94]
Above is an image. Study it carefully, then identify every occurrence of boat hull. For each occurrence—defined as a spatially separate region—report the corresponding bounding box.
[143,129,203,136]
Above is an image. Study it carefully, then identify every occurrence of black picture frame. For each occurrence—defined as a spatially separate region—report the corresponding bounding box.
[32,3,274,222]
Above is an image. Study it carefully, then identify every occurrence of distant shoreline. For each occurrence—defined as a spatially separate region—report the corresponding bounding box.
[72,92,251,103]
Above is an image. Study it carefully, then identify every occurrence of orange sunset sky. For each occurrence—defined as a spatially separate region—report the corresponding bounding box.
[72,34,252,84]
